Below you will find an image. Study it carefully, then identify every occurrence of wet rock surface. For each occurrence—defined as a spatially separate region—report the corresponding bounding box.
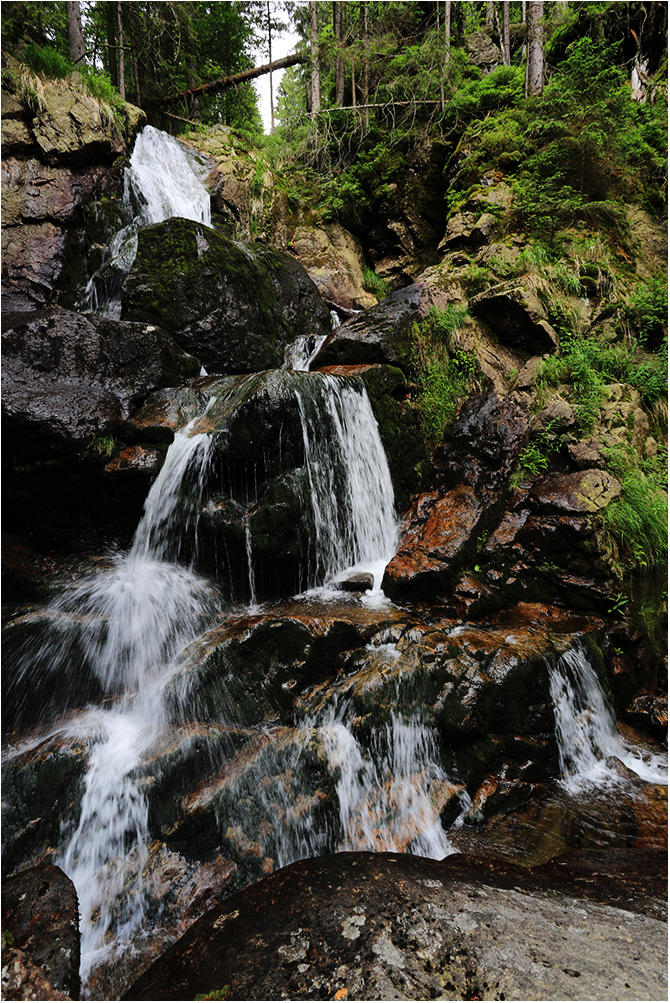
[314,281,453,371]
[122,217,331,373]
[1,864,80,999]
[124,849,668,1002]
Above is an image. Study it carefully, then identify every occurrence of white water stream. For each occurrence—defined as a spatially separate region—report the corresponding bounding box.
[81,125,211,317]
[549,645,667,791]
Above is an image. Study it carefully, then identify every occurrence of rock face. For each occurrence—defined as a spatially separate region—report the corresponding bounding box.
[1,864,80,1000]
[2,308,198,454]
[290,223,377,311]
[122,217,332,373]
[314,281,453,370]
[469,280,559,354]
[2,307,197,545]
[1,67,144,311]
[123,850,668,1002]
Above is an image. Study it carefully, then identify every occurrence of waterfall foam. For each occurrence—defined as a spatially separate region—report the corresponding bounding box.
[549,645,667,791]
[81,125,211,317]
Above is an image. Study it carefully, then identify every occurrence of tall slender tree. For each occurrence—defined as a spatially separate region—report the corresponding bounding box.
[116,1,125,100]
[502,0,510,66]
[65,0,85,64]
[310,0,320,116]
[527,0,544,96]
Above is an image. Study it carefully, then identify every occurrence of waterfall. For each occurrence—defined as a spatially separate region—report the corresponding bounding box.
[54,425,219,982]
[295,374,397,592]
[81,125,211,317]
[549,645,667,792]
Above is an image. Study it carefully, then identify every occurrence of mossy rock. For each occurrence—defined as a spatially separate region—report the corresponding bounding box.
[122,217,331,373]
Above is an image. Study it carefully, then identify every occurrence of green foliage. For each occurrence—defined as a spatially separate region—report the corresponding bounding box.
[194,989,230,1002]
[511,420,562,488]
[624,277,668,348]
[600,447,668,568]
[89,436,117,458]
[362,267,390,301]
[411,306,476,443]
[22,41,71,78]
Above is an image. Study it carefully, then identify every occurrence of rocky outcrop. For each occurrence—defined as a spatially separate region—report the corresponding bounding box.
[123,850,668,1002]
[289,222,376,311]
[1,64,144,311]
[1,864,80,1000]
[469,279,559,354]
[384,393,529,601]
[2,307,198,460]
[122,217,331,373]
[313,280,454,370]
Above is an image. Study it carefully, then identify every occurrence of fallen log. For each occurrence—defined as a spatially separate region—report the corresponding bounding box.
[162,53,307,105]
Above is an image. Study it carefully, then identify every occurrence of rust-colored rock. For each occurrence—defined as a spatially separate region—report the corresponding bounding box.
[382,486,483,600]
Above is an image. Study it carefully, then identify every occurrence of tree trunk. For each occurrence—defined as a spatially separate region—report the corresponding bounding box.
[485,1,494,28]
[106,2,117,87]
[437,4,445,111]
[116,1,125,101]
[334,1,345,106]
[128,6,141,105]
[65,1,85,64]
[445,0,451,64]
[267,2,274,131]
[362,1,369,128]
[527,0,543,97]
[502,0,510,65]
[310,1,321,117]
[162,54,308,105]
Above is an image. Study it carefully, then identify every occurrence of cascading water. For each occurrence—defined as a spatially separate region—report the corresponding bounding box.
[81,125,211,317]
[51,423,219,983]
[295,374,397,592]
[549,644,667,792]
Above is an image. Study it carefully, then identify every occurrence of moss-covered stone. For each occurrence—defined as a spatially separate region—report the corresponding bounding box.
[122,217,331,373]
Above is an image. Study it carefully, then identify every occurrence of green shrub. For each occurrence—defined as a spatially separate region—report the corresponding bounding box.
[600,447,668,568]
[411,305,475,443]
[363,266,390,301]
[624,277,668,348]
[23,43,72,78]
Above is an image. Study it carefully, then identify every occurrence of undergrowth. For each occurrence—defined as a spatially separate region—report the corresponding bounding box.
[411,305,478,443]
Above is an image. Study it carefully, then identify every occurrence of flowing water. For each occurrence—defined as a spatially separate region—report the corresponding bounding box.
[295,374,397,592]
[81,125,211,317]
[549,644,667,791]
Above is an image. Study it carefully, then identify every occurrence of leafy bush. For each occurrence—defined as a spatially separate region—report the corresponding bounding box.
[624,278,668,348]
[600,447,668,568]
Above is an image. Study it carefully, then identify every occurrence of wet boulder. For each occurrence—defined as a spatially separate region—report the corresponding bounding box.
[313,281,453,371]
[123,851,668,1003]
[2,307,199,461]
[382,487,484,601]
[530,469,623,514]
[1,864,80,1000]
[122,217,331,373]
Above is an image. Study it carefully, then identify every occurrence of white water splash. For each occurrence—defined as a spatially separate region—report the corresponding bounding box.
[82,125,211,317]
[284,333,328,371]
[55,427,218,981]
[316,709,459,858]
[549,645,668,792]
[295,375,397,592]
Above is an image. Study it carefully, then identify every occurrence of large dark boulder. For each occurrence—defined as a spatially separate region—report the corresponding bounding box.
[122,217,331,372]
[2,307,198,545]
[469,280,559,354]
[123,850,667,1002]
[2,307,198,460]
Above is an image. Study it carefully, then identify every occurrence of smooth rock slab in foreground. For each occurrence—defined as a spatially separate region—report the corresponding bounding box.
[124,851,668,1001]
